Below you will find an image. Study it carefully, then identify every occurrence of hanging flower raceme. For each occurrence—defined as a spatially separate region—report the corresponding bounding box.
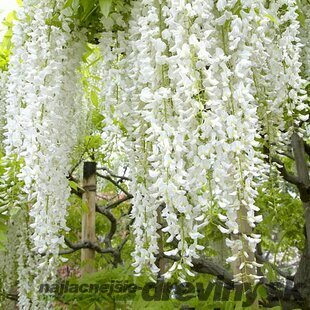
[124,0,164,277]
[106,0,267,281]
[94,1,160,277]
[155,0,216,279]
[118,0,211,279]
[180,0,262,279]
[274,0,308,125]
[96,4,131,170]
[95,0,162,276]
[299,0,310,79]
[4,0,86,307]
[255,0,308,150]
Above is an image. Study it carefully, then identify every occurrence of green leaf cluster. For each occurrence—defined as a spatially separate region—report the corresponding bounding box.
[0,11,16,71]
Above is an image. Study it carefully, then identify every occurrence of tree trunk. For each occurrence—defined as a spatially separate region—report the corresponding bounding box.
[292,133,310,309]
[81,161,97,275]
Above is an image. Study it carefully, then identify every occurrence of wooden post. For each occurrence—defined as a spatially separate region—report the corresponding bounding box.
[81,161,96,275]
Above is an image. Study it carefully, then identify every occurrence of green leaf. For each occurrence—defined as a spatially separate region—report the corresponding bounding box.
[113,119,127,135]
[95,302,106,309]
[256,285,267,300]
[79,0,98,22]
[88,303,96,310]
[63,0,74,9]
[69,180,79,191]
[265,13,278,24]
[85,135,103,149]
[296,9,306,27]
[0,219,7,232]
[92,110,105,131]
[80,0,94,12]
[99,0,112,18]
[90,91,99,108]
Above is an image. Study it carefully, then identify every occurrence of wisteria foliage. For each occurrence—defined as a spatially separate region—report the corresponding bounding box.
[0,0,308,308]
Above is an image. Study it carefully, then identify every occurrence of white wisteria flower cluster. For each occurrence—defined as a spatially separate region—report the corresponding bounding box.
[97,0,308,282]
[1,0,308,303]
[299,0,310,79]
[4,0,86,307]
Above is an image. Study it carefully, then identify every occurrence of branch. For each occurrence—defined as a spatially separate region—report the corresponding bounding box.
[161,254,234,286]
[263,146,304,187]
[304,141,310,157]
[0,291,18,301]
[106,196,133,210]
[61,238,115,255]
[118,234,130,252]
[256,254,295,281]
[118,211,134,252]
[96,172,132,198]
[97,166,132,182]
[162,253,303,308]
[96,204,117,248]
[276,150,295,161]
[68,152,86,178]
